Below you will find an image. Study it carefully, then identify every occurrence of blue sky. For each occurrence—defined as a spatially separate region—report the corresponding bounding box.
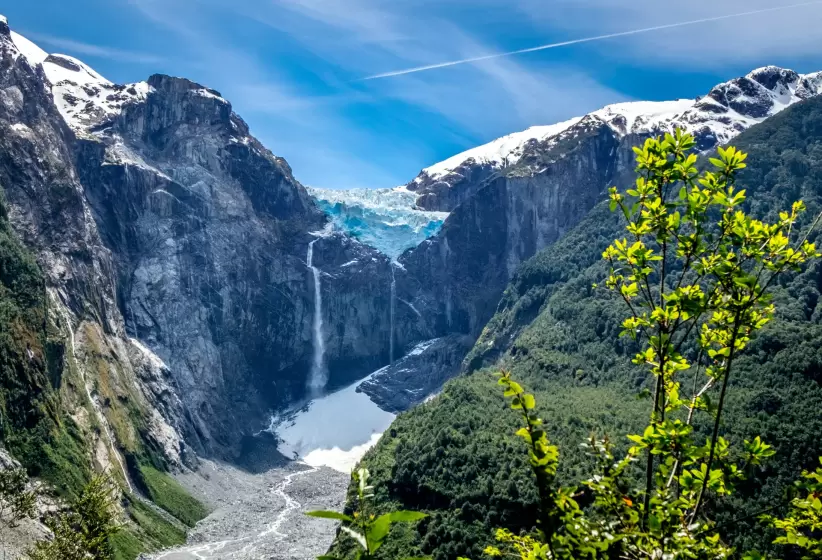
[4,0,822,189]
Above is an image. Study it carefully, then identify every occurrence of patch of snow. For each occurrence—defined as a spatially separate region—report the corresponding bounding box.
[45,54,152,132]
[129,337,168,371]
[7,30,152,132]
[421,116,583,181]
[339,259,358,268]
[104,140,172,180]
[592,99,695,133]
[9,31,48,65]
[43,53,107,83]
[406,337,440,357]
[10,122,31,134]
[268,371,396,473]
[194,88,226,102]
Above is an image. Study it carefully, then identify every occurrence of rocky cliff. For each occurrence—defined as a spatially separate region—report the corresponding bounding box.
[395,66,822,346]
[1,18,412,471]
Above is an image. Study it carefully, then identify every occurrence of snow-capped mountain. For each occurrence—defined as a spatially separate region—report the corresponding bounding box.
[0,18,421,464]
[308,186,448,259]
[9,28,153,134]
[409,66,822,211]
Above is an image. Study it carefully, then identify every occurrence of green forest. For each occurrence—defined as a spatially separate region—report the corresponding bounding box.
[331,95,822,560]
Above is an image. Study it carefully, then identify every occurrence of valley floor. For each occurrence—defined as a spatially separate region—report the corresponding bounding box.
[147,459,348,560]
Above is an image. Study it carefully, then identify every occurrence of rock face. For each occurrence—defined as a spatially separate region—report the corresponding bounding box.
[1,16,191,474]
[2,22,406,461]
[74,73,329,455]
[399,118,621,337]
[357,335,475,413]
[395,66,822,344]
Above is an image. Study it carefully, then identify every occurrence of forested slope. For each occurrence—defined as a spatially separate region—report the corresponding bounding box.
[348,95,822,560]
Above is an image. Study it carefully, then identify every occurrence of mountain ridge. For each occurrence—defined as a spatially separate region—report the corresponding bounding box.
[346,92,822,560]
[405,65,822,212]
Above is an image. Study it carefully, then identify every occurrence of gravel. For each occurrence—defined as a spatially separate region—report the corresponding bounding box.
[146,458,349,560]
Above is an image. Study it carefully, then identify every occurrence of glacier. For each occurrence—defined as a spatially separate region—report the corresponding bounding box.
[308,186,448,259]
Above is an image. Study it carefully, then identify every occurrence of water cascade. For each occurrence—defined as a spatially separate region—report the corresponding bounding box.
[307,239,327,395]
[389,262,396,363]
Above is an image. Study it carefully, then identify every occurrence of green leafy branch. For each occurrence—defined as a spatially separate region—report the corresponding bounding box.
[307,468,427,560]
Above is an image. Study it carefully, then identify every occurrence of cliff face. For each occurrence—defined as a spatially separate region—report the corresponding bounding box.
[73,73,326,455]
[1,16,188,482]
[1,21,409,463]
[400,118,621,337]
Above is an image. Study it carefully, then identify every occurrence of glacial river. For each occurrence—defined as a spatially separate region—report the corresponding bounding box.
[150,376,396,560]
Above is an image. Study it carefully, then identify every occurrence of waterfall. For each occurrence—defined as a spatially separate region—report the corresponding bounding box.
[390,262,396,363]
[59,306,133,493]
[307,239,327,395]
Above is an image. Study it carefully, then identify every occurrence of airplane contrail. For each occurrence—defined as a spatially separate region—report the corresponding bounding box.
[363,1,822,80]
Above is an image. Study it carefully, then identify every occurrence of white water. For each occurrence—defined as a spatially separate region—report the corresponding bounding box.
[390,262,396,363]
[59,306,133,493]
[307,239,327,395]
[260,464,320,538]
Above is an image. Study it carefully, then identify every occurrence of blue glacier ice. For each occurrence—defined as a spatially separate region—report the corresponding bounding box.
[308,187,448,259]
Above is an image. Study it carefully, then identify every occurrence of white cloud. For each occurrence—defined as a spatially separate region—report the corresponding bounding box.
[237,0,625,151]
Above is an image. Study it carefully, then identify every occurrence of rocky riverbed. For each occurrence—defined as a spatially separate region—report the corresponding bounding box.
[147,458,348,560]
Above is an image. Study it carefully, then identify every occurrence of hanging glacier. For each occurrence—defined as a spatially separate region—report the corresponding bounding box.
[307,186,448,259]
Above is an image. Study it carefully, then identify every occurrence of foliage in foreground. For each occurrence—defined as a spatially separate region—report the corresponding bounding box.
[488,133,822,559]
[308,468,427,560]
[766,459,822,559]
[322,129,822,560]
[28,475,120,560]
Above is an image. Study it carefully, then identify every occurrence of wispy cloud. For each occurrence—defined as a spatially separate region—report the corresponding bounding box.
[246,0,624,137]
[116,0,822,188]
[19,30,164,64]
[362,0,822,79]
[513,0,822,70]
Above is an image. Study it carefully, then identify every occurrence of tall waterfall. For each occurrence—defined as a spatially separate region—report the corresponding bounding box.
[307,239,327,395]
[390,262,396,363]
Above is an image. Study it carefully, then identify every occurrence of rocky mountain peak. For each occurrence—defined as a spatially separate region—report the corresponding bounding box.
[747,65,801,90]
[409,65,822,212]
[147,73,224,99]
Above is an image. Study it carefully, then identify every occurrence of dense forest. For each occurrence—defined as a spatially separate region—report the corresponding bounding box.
[340,95,822,560]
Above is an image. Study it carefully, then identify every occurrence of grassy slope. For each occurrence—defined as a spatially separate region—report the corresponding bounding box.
[0,187,204,558]
[349,96,822,560]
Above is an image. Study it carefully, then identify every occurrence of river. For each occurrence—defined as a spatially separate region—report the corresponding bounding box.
[148,375,396,560]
